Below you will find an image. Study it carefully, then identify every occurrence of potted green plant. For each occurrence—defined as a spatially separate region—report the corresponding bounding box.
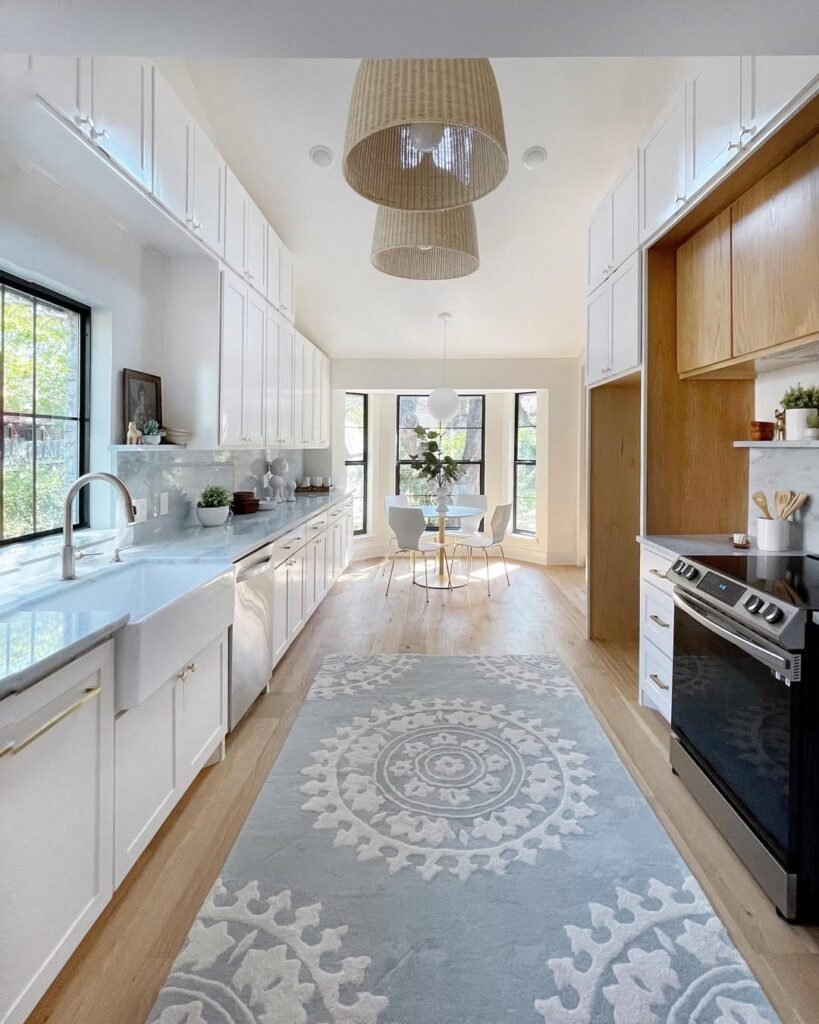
[196,485,231,527]
[408,426,460,512]
[141,419,166,446]
[780,384,819,440]
[804,412,819,441]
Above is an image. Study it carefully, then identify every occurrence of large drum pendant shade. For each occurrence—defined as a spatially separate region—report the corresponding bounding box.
[371,205,479,280]
[344,58,508,210]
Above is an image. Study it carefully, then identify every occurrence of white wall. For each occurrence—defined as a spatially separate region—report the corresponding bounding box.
[755,362,819,421]
[330,357,583,565]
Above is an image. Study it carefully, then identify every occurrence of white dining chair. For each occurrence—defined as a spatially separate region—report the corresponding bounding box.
[445,493,486,544]
[381,494,410,575]
[386,506,452,602]
[452,503,512,597]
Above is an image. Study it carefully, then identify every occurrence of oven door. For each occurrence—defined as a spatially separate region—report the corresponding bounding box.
[671,588,798,866]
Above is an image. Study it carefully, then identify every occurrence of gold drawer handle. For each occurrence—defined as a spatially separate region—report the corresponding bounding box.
[177,662,198,682]
[2,687,101,757]
[649,614,670,629]
[649,672,670,691]
[649,568,667,579]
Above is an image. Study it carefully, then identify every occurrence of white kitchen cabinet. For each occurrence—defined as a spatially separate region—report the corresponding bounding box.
[286,548,306,641]
[245,198,267,292]
[219,269,265,447]
[176,632,228,786]
[293,332,305,447]
[224,169,266,293]
[152,68,190,223]
[585,283,611,386]
[279,245,295,322]
[244,291,266,446]
[305,533,326,616]
[0,642,114,1024]
[343,498,355,569]
[686,58,743,198]
[587,197,613,293]
[266,224,283,310]
[299,337,316,448]
[586,158,638,293]
[190,124,225,255]
[91,57,153,187]
[639,83,686,242]
[30,56,91,127]
[741,57,819,140]
[272,560,289,664]
[276,323,296,447]
[585,253,640,386]
[319,350,331,447]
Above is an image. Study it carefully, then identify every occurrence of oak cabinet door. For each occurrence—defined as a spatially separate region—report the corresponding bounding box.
[732,133,819,357]
[677,208,732,373]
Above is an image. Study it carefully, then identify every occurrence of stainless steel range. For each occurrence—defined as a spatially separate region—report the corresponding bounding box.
[667,553,819,921]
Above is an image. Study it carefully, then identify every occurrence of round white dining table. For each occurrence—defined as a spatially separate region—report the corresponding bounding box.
[419,504,483,589]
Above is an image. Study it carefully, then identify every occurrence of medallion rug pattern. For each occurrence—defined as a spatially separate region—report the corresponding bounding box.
[149,655,779,1024]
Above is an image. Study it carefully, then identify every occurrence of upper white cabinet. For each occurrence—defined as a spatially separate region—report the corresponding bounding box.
[639,83,687,243]
[741,57,819,141]
[275,323,296,447]
[152,68,191,224]
[586,284,611,385]
[30,56,91,128]
[280,246,296,322]
[224,169,266,293]
[686,58,743,198]
[266,225,296,323]
[246,199,267,291]
[190,124,225,255]
[219,268,266,448]
[90,58,153,187]
[586,253,640,386]
[587,157,638,292]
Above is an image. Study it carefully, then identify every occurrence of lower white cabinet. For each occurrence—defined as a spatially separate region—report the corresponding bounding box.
[286,548,306,642]
[638,547,675,722]
[114,631,227,885]
[272,560,289,664]
[0,642,114,1024]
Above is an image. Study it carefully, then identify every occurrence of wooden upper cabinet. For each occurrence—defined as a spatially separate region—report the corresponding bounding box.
[731,132,819,357]
[677,208,732,373]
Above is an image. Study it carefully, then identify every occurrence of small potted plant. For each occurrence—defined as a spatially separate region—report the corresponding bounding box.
[408,426,460,512]
[141,419,166,446]
[196,485,231,527]
[780,384,819,440]
[804,413,819,441]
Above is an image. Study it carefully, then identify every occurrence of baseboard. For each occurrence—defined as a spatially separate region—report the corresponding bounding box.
[352,538,578,569]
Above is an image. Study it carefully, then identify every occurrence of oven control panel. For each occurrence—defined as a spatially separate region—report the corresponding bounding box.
[667,558,805,648]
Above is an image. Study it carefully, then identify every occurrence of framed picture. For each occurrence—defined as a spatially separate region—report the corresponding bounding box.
[123,368,163,435]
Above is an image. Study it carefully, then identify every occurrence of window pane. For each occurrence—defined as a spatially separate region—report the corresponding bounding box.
[344,393,365,460]
[4,289,34,415]
[345,463,366,533]
[450,464,482,494]
[397,427,422,461]
[446,395,485,430]
[398,395,437,430]
[515,463,537,534]
[440,428,482,461]
[35,418,80,531]
[35,300,81,417]
[397,466,433,505]
[516,393,537,460]
[3,415,34,538]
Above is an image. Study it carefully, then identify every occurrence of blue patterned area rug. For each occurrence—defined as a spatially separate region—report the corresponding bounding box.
[148,655,779,1023]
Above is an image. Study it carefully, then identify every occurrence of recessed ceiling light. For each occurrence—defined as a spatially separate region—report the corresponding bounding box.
[522,146,548,170]
[309,145,334,168]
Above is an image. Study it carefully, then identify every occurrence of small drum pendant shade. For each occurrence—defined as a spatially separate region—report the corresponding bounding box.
[371,205,479,280]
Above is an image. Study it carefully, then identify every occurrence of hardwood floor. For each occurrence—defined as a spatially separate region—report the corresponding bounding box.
[29,559,819,1024]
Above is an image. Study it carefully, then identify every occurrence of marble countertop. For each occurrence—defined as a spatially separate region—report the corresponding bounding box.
[637,534,803,558]
[0,491,350,700]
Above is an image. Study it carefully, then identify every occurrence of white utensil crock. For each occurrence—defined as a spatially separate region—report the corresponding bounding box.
[757,517,790,552]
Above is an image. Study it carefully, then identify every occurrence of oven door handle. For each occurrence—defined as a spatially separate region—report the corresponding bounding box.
[672,590,793,676]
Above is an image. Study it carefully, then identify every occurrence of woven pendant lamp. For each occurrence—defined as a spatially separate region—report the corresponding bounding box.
[371,205,479,280]
[344,58,508,210]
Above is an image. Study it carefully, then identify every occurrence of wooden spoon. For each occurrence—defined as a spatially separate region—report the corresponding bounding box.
[782,492,808,520]
[774,490,791,519]
[752,491,772,519]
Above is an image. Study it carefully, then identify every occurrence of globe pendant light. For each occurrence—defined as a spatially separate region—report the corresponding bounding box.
[428,313,460,424]
[371,204,479,280]
[343,58,508,211]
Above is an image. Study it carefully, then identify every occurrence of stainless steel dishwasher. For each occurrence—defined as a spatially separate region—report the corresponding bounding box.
[230,541,277,730]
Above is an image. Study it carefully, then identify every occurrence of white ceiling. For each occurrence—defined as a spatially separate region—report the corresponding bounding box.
[185,57,688,359]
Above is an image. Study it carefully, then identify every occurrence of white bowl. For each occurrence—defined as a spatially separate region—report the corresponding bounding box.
[196,505,230,527]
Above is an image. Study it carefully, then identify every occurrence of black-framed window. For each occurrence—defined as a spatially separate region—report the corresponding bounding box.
[344,392,368,534]
[396,395,485,512]
[513,391,537,535]
[0,271,90,545]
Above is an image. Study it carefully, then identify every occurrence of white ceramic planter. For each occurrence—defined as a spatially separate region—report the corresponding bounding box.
[784,408,817,440]
[803,427,819,440]
[196,505,230,527]
[435,485,450,514]
[757,517,790,552]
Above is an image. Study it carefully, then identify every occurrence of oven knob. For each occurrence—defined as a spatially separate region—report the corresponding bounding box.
[744,595,764,614]
[762,603,783,624]
[672,559,686,574]
[683,565,699,580]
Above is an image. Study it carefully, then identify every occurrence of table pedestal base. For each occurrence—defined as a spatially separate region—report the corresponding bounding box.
[412,572,470,590]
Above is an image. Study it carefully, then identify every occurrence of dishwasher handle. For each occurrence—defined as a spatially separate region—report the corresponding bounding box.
[236,557,274,584]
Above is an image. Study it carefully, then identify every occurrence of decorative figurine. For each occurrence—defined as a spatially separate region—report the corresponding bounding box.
[126,420,143,445]
[774,408,786,441]
[270,457,289,503]
[284,480,297,502]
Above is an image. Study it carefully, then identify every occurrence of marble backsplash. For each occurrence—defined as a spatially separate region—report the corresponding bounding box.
[748,448,819,551]
[115,447,305,543]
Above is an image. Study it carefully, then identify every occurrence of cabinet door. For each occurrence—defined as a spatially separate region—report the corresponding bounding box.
[176,633,227,786]
[292,333,305,447]
[313,350,324,445]
[677,208,732,373]
[586,196,612,292]
[320,351,331,446]
[114,675,177,885]
[639,84,686,241]
[91,57,152,187]
[191,124,224,255]
[332,521,344,579]
[272,561,289,664]
[243,291,266,446]
[224,168,247,274]
[0,643,114,1024]
[277,325,295,446]
[304,538,319,616]
[585,283,611,386]
[280,245,295,321]
[152,69,190,222]
[611,158,639,268]
[609,253,640,376]
[741,57,819,139]
[314,531,327,602]
[732,133,819,357]
[287,551,305,640]
[300,340,315,447]
[245,199,267,292]
[219,269,247,446]
[266,225,283,309]
[264,309,281,446]
[30,56,91,126]
[686,58,742,198]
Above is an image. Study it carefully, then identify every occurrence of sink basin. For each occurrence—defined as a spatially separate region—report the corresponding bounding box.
[24,560,234,711]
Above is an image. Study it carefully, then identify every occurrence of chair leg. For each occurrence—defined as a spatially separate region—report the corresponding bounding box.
[442,549,453,590]
[484,548,491,597]
[451,543,462,579]
[422,552,429,602]
[385,550,400,596]
[498,544,510,586]
[381,536,396,576]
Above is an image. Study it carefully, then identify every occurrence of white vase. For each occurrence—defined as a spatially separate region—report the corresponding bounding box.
[435,485,450,514]
[804,427,819,440]
[784,408,816,440]
[196,505,229,527]
[142,434,162,445]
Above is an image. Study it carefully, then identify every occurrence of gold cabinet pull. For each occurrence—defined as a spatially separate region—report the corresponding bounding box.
[649,614,670,628]
[649,673,670,691]
[5,687,101,757]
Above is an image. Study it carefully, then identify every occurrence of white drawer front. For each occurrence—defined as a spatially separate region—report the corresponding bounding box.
[641,639,672,721]
[276,526,307,562]
[640,547,675,593]
[641,583,675,655]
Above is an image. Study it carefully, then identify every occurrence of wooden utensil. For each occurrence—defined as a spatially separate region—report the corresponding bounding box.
[752,491,772,519]
[781,492,808,520]
[775,490,798,520]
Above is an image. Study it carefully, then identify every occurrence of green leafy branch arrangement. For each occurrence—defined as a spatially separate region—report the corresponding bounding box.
[198,485,231,509]
[408,426,460,488]
[781,384,819,410]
